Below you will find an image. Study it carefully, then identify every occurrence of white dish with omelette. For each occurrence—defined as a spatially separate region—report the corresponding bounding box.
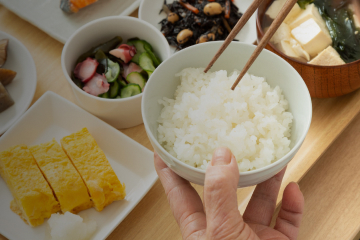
[0,91,157,240]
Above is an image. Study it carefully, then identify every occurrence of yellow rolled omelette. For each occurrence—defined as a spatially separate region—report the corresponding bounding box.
[60,128,126,211]
[0,145,60,227]
[29,139,93,214]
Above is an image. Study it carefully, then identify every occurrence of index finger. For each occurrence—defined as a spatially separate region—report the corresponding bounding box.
[154,152,206,239]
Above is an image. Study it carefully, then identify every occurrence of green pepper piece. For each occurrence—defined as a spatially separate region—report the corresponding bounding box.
[76,36,122,64]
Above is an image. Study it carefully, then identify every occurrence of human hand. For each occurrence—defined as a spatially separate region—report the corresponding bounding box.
[154,147,304,240]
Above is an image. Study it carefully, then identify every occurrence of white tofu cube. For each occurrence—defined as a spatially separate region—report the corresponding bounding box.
[354,14,360,29]
[349,3,360,29]
[309,46,345,66]
[266,0,301,23]
[276,40,297,59]
[291,18,332,57]
[276,38,310,62]
[284,3,302,24]
[289,38,310,61]
[289,4,326,29]
[266,0,287,19]
[270,22,291,44]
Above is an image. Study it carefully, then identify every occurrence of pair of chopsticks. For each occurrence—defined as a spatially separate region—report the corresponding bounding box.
[204,0,298,90]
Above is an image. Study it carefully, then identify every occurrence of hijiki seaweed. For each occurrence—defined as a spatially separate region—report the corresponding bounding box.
[159,0,243,50]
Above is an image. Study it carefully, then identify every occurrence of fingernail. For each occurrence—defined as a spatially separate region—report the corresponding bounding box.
[291,181,300,190]
[212,147,232,166]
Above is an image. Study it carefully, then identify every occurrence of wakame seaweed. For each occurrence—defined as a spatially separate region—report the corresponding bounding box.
[297,0,313,9]
[298,0,360,63]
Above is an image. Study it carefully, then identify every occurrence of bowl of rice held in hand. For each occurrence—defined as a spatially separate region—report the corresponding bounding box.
[142,41,312,187]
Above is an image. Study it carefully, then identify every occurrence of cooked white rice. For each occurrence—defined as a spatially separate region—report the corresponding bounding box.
[157,68,293,172]
[48,212,96,240]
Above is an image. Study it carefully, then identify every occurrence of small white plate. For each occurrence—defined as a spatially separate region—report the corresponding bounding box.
[0,91,157,240]
[0,0,142,43]
[0,31,37,135]
[139,0,257,52]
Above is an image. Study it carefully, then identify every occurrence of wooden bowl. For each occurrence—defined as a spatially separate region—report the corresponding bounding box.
[256,0,360,98]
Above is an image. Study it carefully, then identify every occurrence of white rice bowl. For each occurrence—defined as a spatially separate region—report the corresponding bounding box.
[157,68,293,172]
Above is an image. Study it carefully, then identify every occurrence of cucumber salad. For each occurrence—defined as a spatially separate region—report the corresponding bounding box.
[71,36,161,98]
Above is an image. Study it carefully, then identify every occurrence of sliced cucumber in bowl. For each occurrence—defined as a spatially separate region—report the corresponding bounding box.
[126,72,146,89]
[139,52,155,77]
[120,83,142,98]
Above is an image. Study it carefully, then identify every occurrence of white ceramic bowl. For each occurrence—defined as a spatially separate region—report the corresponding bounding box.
[138,0,257,51]
[62,16,171,129]
[142,41,312,187]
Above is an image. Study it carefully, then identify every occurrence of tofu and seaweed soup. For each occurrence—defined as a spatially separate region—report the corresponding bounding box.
[71,36,161,99]
[262,0,360,66]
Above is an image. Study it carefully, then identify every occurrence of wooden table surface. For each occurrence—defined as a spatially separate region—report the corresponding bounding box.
[1,4,360,240]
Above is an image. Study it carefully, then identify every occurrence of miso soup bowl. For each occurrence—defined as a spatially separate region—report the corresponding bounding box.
[142,41,312,188]
[62,16,171,129]
[256,0,360,98]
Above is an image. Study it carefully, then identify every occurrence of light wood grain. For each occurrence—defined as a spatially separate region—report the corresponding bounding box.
[2,3,360,240]
[271,111,360,240]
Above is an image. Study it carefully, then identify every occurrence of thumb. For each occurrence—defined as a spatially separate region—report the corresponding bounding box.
[204,147,252,239]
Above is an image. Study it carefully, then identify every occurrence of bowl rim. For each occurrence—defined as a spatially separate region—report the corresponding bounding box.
[255,3,360,68]
[142,41,313,176]
[61,16,171,102]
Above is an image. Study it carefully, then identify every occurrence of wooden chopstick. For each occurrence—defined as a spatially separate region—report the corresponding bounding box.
[205,0,299,89]
[204,0,265,73]
[230,0,298,90]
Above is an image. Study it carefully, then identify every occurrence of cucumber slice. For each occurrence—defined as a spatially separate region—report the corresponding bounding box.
[109,80,120,98]
[119,79,127,87]
[127,39,152,64]
[105,59,120,83]
[126,72,146,89]
[144,44,161,67]
[139,52,155,75]
[120,83,142,98]
[145,70,153,77]
[98,91,109,98]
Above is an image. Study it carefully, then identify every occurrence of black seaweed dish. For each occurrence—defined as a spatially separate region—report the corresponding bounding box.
[159,0,243,50]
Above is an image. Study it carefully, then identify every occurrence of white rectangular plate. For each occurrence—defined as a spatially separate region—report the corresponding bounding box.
[0,0,141,43]
[0,91,157,240]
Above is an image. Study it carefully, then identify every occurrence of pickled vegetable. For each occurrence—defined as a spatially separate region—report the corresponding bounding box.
[72,36,161,98]
[76,36,122,64]
[120,83,142,98]
[105,59,120,83]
